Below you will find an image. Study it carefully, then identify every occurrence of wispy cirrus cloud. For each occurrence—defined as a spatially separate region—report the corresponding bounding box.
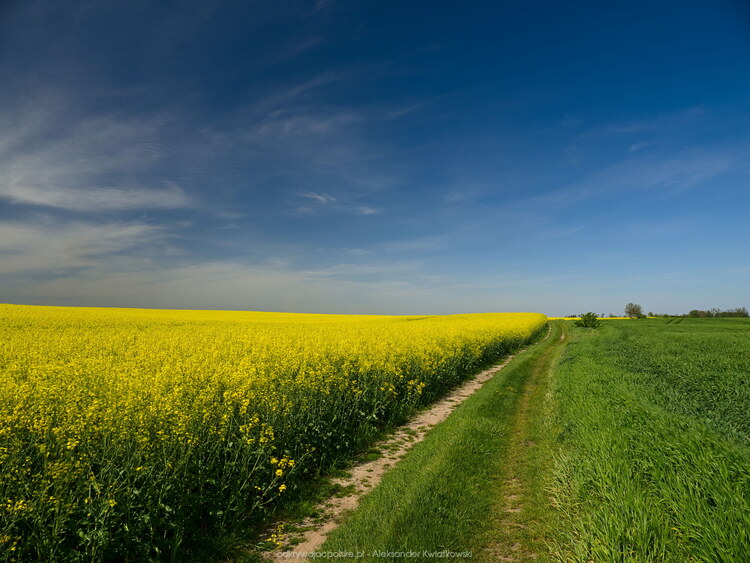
[301,191,336,204]
[1,183,189,212]
[576,106,710,139]
[629,140,658,152]
[0,102,190,212]
[296,191,380,216]
[0,219,166,275]
[354,205,379,215]
[531,150,739,207]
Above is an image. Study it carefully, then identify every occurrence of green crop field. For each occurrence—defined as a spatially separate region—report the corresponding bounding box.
[549,318,750,561]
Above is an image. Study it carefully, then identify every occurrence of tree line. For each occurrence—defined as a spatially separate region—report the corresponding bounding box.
[682,307,748,318]
[564,304,748,319]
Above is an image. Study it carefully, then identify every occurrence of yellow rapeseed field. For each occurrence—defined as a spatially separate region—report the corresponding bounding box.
[0,304,546,560]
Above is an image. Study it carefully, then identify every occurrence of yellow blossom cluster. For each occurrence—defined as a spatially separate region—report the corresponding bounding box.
[0,304,546,560]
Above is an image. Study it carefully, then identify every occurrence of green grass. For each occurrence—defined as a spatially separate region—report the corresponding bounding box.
[321,322,565,562]
[549,318,750,561]
[600,318,750,441]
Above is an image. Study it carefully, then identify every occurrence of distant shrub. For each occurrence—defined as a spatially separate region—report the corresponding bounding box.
[575,312,601,329]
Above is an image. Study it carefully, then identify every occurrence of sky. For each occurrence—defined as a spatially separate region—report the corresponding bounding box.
[1,0,749,316]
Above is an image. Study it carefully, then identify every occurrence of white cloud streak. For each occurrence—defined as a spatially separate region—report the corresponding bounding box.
[1,184,188,212]
[532,152,737,207]
[0,220,164,274]
[0,104,190,212]
[297,192,380,216]
[354,205,379,215]
[300,191,336,204]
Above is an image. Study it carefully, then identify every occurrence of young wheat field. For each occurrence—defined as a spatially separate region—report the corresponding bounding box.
[549,318,750,561]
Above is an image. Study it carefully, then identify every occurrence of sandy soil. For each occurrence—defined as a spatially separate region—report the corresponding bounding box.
[267,351,523,560]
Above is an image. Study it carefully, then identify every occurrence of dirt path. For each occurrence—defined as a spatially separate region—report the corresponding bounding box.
[477,322,567,562]
[267,331,550,560]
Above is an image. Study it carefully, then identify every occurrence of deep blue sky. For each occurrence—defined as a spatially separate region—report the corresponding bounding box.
[1,0,749,315]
